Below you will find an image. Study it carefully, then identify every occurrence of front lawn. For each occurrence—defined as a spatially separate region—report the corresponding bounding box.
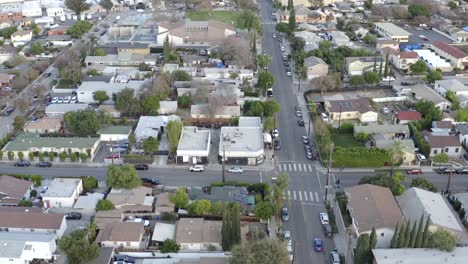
[332,134,362,148]
[186,10,240,24]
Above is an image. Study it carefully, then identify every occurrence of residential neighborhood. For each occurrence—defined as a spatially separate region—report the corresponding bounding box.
[0,0,468,263]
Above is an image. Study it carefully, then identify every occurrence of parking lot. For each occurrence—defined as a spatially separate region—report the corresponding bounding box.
[405,27,454,44]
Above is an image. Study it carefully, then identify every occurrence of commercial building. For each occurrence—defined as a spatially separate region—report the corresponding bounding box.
[0,232,57,264]
[23,117,63,133]
[374,22,411,42]
[345,56,383,76]
[176,126,211,165]
[325,99,378,123]
[304,56,328,80]
[431,41,468,70]
[100,42,150,55]
[176,218,222,252]
[76,81,144,104]
[219,126,264,165]
[0,175,34,206]
[279,0,336,7]
[42,178,83,209]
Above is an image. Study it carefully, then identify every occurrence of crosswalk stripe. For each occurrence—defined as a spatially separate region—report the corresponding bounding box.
[298,163,302,171]
[315,192,319,201]
[303,191,308,201]
[288,163,292,171]
[293,163,297,171]
[298,191,302,201]
[293,191,297,200]
[309,192,314,201]
[278,164,282,171]
[288,190,291,200]
[308,164,313,171]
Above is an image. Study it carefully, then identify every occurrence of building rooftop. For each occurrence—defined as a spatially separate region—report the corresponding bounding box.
[0,175,33,205]
[190,186,255,210]
[107,186,153,209]
[101,42,149,49]
[397,187,464,232]
[436,79,468,92]
[455,123,468,135]
[44,178,82,198]
[151,222,176,242]
[219,126,263,156]
[98,126,132,135]
[96,222,144,242]
[326,98,375,114]
[0,207,64,230]
[432,41,468,59]
[422,132,460,148]
[374,22,411,36]
[83,247,114,264]
[4,133,99,151]
[432,121,453,129]
[414,49,452,69]
[409,83,450,106]
[23,117,63,131]
[304,56,327,67]
[238,117,261,128]
[372,248,468,264]
[155,192,175,214]
[346,56,384,64]
[135,115,181,141]
[191,104,241,118]
[0,232,56,259]
[375,139,416,153]
[74,192,104,209]
[395,111,422,121]
[77,81,144,93]
[344,184,405,233]
[45,103,89,114]
[177,126,210,152]
[175,218,222,244]
[354,124,409,135]
[399,51,418,59]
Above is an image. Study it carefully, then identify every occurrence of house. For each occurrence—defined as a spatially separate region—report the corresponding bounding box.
[375,139,417,166]
[84,53,158,68]
[409,84,451,111]
[393,111,422,125]
[279,5,310,24]
[0,72,13,86]
[421,131,462,158]
[98,104,121,118]
[96,222,146,249]
[219,126,264,165]
[176,126,211,165]
[151,222,176,245]
[42,178,83,209]
[431,41,468,70]
[354,124,410,139]
[0,232,57,264]
[107,186,154,213]
[455,123,468,147]
[434,79,468,96]
[134,115,181,143]
[279,0,336,7]
[98,126,132,142]
[23,117,63,133]
[304,56,328,80]
[159,101,178,115]
[45,3,64,17]
[190,186,255,212]
[294,31,321,45]
[155,192,175,216]
[440,24,468,43]
[327,31,350,46]
[100,42,150,55]
[0,175,34,206]
[431,121,453,135]
[397,187,464,239]
[47,26,69,36]
[3,133,100,160]
[21,1,42,17]
[389,51,419,71]
[374,22,411,42]
[344,184,405,248]
[325,99,379,123]
[11,30,33,47]
[94,209,125,229]
[157,20,236,46]
[82,247,114,264]
[46,34,73,47]
[345,56,383,75]
[453,193,468,222]
[45,103,89,117]
[376,39,399,53]
[0,207,66,238]
[176,218,222,251]
[372,248,468,264]
[191,104,241,120]
[76,81,144,104]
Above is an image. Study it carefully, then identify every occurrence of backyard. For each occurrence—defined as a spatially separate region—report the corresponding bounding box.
[331,134,362,148]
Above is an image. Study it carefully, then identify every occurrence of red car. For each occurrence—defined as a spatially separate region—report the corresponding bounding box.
[106,154,120,159]
[407,169,423,175]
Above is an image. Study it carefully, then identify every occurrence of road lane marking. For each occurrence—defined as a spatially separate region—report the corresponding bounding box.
[302,202,323,206]
[315,192,319,201]
[309,192,314,201]
[303,191,308,201]
[278,164,283,172]
[293,163,297,171]
[288,164,292,171]
[288,190,291,200]
[293,191,296,200]
[308,165,313,171]
[298,164,302,172]
[298,191,302,201]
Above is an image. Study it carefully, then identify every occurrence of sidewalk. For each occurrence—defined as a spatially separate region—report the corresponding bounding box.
[331,193,355,264]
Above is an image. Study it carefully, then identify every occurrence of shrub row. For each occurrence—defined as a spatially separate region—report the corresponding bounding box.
[332,146,390,168]
[408,123,430,157]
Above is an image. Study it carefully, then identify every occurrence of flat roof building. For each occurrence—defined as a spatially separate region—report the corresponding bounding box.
[176,126,211,165]
[45,103,89,117]
[374,22,411,42]
[219,126,264,166]
[0,232,57,264]
[372,248,468,264]
[76,81,144,104]
[43,178,83,209]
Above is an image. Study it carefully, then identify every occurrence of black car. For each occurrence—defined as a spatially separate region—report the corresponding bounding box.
[142,177,160,185]
[134,164,149,170]
[323,224,332,237]
[274,139,281,150]
[114,255,135,264]
[36,161,52,167]
[4,107,15,116]
[44,72,52,78]
[297,119,305,126]
[65,212,82,220]
[435,167,456,174]
[284,61,289,67]
[14,160,30,167]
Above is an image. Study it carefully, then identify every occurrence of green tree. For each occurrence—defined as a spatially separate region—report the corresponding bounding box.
[163,36,171,63]
[410,60,428,74]
[354,234,370,264]
[0,26,17,39]
[190,199,212,215]
[96,199,115,211]
[85,218,98,242]
[409,220,418,248]
[31,23,40,36]
[30,42,46,55]
[263,100,281,117]
[414,215,425,248]
[99,0,113,13]
[389,140,404,176]
[446,90,460,111]
[257,71,275,95]
[82,176,98,191]
[448,1,457,9]
[363,33,377,44]
[58,230,99,264]
[244,101,265,117]
[275,22,289,33]
[106,164,141,189]
[410,177,437,192]
[390,224,399,248]
[236,10,261,33]
[66,20,92,37]
[262,116,275,132]
[424,70,443,84]
[160,239,181,253]
[92,47,106,56]
[254,198,275,220]
[170,188,189,208]
[230,203,241,246]
[230,239,290,264]
[143,136,159,155]
[408,4,431,19]
[114,88,140,116]
[172,70,192,81]
[433,152,449,166]
[369,227,377,250]
[363,71,380,84]
[272,173,289,217]
[287,0,293,9]
[167,120,183,155]
[13,115,25,131]
[257,54,272,69]
[140,95,160,115]
[288,6,296,32]
[359,173,406,195]
[415,100,442,129]
[92,90,109,104]
[349,75,366,86]
[178,95,190,108]
[422,216,431,247]
[457,108,468,121]
[308,0,323,7]
[60,62,82,84]
[64,109,101,136]
[65,0,91,18]
[221,206,231,251]
[427,229,456,251]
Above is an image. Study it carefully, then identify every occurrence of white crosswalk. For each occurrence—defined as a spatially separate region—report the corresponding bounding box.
[261,22,277,25]
[283,190,321,202]
[278,163,315,172]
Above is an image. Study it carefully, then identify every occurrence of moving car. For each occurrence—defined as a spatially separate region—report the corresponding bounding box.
[435,167,456,174]
[267,88,273,97]
[272,129,279,138]
[314,238,323,252]
[407,169,423,175]
[228,167,243,173]
[281,207,289,221]
[274,139,281,150]
[14,160,30,167]
[36,161,52,167]
[323,224,332,237]
[40,186,48,194]
[272,33,276,38]
[286,71,292,76]
[296,110,302,117]
[3,107,15,116]
[189,165,204,172]
[106,154,120,159]
[134,164,149,170]
[320,212,329,225]
[65,212,82,220]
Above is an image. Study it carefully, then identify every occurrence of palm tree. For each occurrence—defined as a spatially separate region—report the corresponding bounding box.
[86,218,98,242]
[389,140,404,176]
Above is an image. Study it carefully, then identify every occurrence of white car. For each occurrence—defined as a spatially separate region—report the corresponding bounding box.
[51,97,58,103]
[320,113,329,122]
[320,212,329,225]
[189,165,204,172]
[228,167,243,173]
[287,71,292,76]
[273,33,276,38]
[63,96,71,104]
[417,153,427,161]
[283,230,291,242]
[70,96,77,103]
[296,110,302,117]
[280,45,285,51]
[56,97,64,103]
[272,129,279,138]
[381,107,390,114]
[126,218,150,227]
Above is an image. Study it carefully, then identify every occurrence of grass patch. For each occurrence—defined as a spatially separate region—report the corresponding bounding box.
[186,10,240,24]
[333,147,390,168]
[332,134,362,148]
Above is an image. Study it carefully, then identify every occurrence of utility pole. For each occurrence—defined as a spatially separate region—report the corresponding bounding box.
[338,105,342,128]
[325,143,334,202]
[222,146,226,184]
[308,120,311,137]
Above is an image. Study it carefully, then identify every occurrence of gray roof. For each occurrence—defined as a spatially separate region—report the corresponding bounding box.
[219,126,264,157]
[101,42,149,49]
[304,56,327,67]
[44,178,82,198]
[135,115,181,141]
[151,222,176,242]
[45,103,89,114]
[410,84,451,106]
[76,81,144,93]
[189,186,255,209]
[372,248,468,264]
[375,139,416,152]
[238,117,261,128]
[354,124,409,135]
[98,126,132,135]
[436,79,468,92]
[0,232,56,259]
[396,187,464,232]
[374,22,411,36]
[177,126,210,152]
[4,133,99,151]
[455,123,468,135]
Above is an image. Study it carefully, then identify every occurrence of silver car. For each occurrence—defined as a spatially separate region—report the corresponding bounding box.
[228,167,243,173]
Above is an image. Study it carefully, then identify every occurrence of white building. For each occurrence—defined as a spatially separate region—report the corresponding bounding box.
[176,126,211,165]
[374,22,411,43]
[372,248,468,264]
[44,3,64,17]
[0,232,57,264]
[76,81,144,104]
[98,126,132,142]
[21,0,42,17]
[219,126,264,166]
[11,30,33,47]
[434,79,468,96]
[134,115,181,143]
[45,103,89,117]
[42,178,83,209]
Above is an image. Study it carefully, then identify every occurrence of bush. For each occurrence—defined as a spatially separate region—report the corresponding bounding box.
[161,212,178,221]
[409,123,431,157]
[38,152,44,161]
[207,244,217,251]
[325,202,338,234]
[79,153,88,162]
[211,181,250,187]
[96,199,115,211]
[30,189,37,198]
[69,152,77,162]
[81,176,98,191]
[18,151,24,160]
[18,200,32,207]
[338,123,354,134]
[7,151,14,160]
[9,174,42,186]
[48,152,55,161]
[59,152,68,161]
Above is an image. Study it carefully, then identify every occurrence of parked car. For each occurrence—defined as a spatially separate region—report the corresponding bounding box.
[302,136,309,145]
[272,129,279,138]
[280,45,285,51]
[36,161,52,167]
[284,230,291,242]
[320,212,329,225]
[189,165,204,172]
[329,251,340,264]
[416,153,427,161]
[274,139,281,150]
[287,71,292,76]
[134,164,149,170]
[272,33,276,38]
[323,224,332,237]
[295,106,301,111]
[320,113,329,122]
[464,153,468,161]
[284,61,289,67]
[296,110,302,117]
[306,152,313,160]
[228,167,243,173]
[456,167,468,174]
[114,255,135,264]
[141,177,159,185]
[51,97,58,104]
[3,107,15,116]
[381,107,390,114]
[70,96,77,103]
[65,212,82,220]
[106,154,120,159]
[314,238,323,252]
[407,169,423,175]
[435,167,456,174]
[40,186,48,194]
[44,72,52,78]
[14,160,30,167]
[297,119,305,126]
[281,207,289,221]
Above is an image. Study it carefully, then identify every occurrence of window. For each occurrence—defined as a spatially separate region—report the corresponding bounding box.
[381,233,384,237]
[456,148,459,153]
[445,148,449,152]
[433,149,438,154]
[126,242,130,246]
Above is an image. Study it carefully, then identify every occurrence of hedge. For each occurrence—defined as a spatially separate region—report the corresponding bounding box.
[408,123,430,157]
[211,181,250,187]
[9,173,42,186]
[332,146,390,167]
